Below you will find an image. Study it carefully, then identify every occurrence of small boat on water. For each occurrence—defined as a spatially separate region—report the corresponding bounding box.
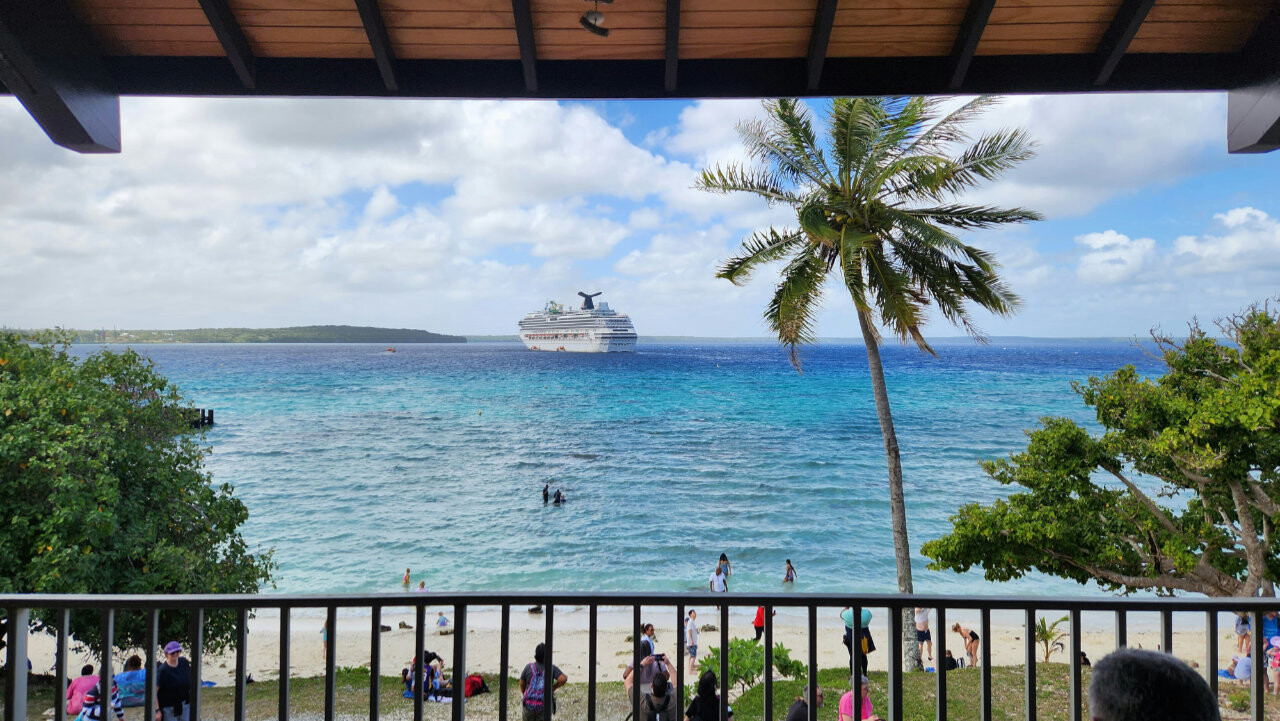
[386,347,396,353]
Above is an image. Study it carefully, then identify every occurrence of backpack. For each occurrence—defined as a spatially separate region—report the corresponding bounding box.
[523,663,545,710]
[464,674,489,698]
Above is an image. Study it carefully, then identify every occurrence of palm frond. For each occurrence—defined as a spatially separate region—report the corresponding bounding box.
[717,228,806,285]
[934,129,1037,197]
[837,227,876,316]
[899,204,1043,231]
[905,96,1001,156]
[766,246,828,370]
[862,241,933,355]
[696,164,804,206]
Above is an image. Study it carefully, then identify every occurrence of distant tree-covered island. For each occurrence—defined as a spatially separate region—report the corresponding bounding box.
[40,325,467,344]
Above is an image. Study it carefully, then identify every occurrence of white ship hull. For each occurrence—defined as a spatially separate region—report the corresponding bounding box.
[519,332,636,353]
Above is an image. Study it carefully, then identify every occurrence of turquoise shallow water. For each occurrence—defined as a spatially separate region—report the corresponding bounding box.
[105,339,1163,598]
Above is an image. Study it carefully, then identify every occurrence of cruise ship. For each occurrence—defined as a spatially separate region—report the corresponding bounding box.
[518,292,637,352]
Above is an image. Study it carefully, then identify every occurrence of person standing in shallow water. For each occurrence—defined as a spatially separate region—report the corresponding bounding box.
[783,559,797,583]
[717,554,731,589]
[542,484,550,503]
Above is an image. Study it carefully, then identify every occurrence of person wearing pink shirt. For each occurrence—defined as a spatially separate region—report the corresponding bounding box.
[838,675,883,721]
[66,665,98,715]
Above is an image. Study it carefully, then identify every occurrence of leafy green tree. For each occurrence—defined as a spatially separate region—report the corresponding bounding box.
[922,302,1280,597]
[0,332,274,654]
[1033,615,1069,663]
[698,639,804,696]
[697,97,1040,668]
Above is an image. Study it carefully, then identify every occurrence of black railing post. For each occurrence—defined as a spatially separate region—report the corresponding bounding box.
[1160,609,1173,653]
[1206,611,1218,697]
[1024,608,1036,721]
[453,604,467,721]
[279,608,291,721]
[936,606,946,721]
[414,604,426,721]
[55,608,69,721]
[190,608,204,721]
[544,604,554,721]
[235,607,248,721]
[588,605,598,721]
[1252,610,1264,721]
[99,608,114,719]
[370,606,382,721]
[807,606,818,721]
[1114,610,1126,648]
[145,609,158,721]
[635,605,644,721]
[499,604,510,721]
[1069,609,1081,721]
[719,604,729,721]
[762,604,773,721]
[5,607,30,721]
[979,606,991,721]
[325,605,337,721]
[886,605,902,721]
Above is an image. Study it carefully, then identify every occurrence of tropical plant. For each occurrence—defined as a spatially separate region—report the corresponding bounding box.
[1034,615,1070,662]
[698,639,804,696]
[0,331,274,654]
[697,97,1041,669]
[922,302,1280,597]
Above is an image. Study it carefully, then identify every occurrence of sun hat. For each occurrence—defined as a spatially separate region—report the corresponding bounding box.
[163,641,182,654]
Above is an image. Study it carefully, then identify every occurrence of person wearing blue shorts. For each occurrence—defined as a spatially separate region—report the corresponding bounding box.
[685,610,699,675]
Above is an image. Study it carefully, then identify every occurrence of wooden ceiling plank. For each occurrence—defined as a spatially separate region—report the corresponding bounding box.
[510,0,536,91]
[665,0,680,91]
[354,0,397,89]
[0,0,120,152]
[806,0,840,89]
[948,0,996,88]
[1093,0,1157,85]
[196,0,256,86]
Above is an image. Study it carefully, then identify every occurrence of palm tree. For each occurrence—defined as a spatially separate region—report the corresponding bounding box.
[697,96,1041,670]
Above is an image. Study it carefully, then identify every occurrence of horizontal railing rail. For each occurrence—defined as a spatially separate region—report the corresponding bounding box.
[4,592,1277,721]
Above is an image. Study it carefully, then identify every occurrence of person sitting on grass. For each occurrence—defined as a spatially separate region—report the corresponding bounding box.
[783,685,822,721]
[76,678,124,721]
[683,670,731,721]
[66,664,97,716]
[1088,648,1219,721]
[520,643,567,721]
[838,674,883,721]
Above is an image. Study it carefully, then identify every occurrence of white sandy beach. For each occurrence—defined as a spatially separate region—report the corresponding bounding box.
[20,604,1244,689]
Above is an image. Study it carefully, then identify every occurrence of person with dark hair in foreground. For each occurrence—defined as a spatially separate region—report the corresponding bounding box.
[1088,648,1219,721]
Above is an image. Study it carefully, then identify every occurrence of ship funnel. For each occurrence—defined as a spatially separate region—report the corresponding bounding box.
[578,291,602,310]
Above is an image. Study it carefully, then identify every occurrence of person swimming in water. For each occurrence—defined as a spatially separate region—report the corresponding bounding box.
[553,489,564,505]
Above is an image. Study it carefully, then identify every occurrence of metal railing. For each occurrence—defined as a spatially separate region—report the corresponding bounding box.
[3,592,1277,721]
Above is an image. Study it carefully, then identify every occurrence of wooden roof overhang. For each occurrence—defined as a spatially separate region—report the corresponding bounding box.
[1,0,1277,155]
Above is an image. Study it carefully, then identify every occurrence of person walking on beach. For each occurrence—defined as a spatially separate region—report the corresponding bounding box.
[437,611,451,634]
[783,559,797,583]
[685,610,699,675]
[521,643,567,721]
[752,606,775,642]
[156,641,191,721]
[1236,612,1252,655]
[952,623,980,668]
[914,607,932,662]
[709,566,727,594]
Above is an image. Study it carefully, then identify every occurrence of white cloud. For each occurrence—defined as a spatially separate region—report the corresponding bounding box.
[1174,207,1280,273]
[1075,230,1157,284]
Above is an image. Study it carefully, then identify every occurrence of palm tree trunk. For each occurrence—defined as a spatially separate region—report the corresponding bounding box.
[857,310,921,672]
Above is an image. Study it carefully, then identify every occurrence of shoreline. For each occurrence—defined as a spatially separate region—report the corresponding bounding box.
[22,605,1246,688]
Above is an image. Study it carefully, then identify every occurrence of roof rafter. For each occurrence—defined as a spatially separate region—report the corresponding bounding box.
[1227,6,1280,153]
[0,1,119,153]
[948,0,997,90]
[805,0,839,91]
[196,0,255,89]
[664,0,681,93]
[1093,0,1157,86]
[354,0,398,91]
[511,0,538,93]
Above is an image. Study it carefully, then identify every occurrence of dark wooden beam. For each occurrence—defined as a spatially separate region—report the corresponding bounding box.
[805,0,839,90]
[0,1,119,153]
[948,0,996,90]
[1093,0,1156,86]
[511,0,538,93]
[664,0,680,93]
[1228,7,1280,153]
[196,0,256,89]
[354,0,397,91]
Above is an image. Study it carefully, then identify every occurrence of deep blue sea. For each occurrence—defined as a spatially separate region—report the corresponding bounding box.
[97,339,1165,598]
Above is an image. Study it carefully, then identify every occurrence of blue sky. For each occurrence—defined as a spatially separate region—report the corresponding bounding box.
[1,93,1277,338]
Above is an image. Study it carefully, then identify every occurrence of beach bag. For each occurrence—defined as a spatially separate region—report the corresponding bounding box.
[523,663,545,711]
[464,674,489,698]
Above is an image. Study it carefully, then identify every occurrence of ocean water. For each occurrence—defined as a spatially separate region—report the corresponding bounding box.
[103,339,1164,598]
